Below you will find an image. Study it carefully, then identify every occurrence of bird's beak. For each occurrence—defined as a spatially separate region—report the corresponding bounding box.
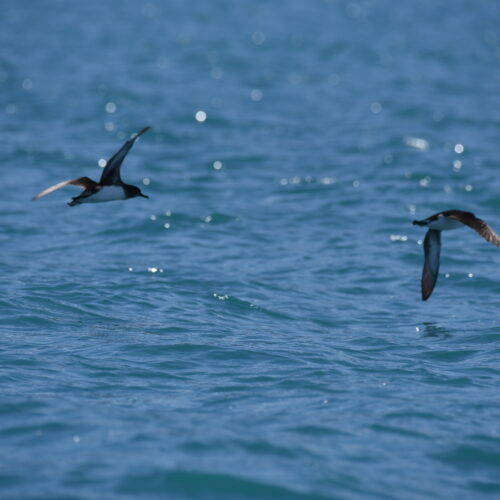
[140,193,149,198]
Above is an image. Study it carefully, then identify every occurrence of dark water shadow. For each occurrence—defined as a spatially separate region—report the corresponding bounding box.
[421,322,453,339]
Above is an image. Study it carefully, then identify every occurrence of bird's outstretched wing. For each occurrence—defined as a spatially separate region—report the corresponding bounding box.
[446,210,500,247]
[99,127,150,186]
[32,177,98,201]
[422,229,441,301]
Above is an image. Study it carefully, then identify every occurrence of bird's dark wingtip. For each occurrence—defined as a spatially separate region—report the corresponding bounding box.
[422,285,433,300]
[137,126,151,137]
[130,127,151,141]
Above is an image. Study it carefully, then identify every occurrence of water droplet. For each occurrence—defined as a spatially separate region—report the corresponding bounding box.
[105,102,117,113]
[419,176,431,187]
[320,177,335,185]
[404,136,429,151]
[195,110,207,122]
[22,78,32,90]
[250,89,263,102]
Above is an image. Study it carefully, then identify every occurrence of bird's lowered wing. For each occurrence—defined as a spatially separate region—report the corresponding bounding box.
[422,229,441,301]
[32,177,98,201]
[99,126,150,186]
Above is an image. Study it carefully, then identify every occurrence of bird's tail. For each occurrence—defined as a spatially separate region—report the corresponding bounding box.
[67,197,81,207]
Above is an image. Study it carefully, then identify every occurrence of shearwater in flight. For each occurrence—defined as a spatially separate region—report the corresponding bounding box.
[33,127,150,206]
[412,209,500,300]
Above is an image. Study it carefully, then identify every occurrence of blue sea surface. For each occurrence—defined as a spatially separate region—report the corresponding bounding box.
[2,1,500,498]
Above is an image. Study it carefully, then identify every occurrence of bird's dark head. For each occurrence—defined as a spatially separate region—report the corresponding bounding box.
[127,185,149,199]
[412,219,427,226]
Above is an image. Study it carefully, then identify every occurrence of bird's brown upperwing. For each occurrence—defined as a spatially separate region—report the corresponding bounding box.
[32,177,97,201]
[446,210,500,247]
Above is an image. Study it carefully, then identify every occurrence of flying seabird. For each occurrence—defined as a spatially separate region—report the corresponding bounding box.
[413,209,500,300]
[33,127,150,206]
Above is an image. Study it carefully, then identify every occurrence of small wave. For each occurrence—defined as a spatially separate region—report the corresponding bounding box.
[116,469,329,499]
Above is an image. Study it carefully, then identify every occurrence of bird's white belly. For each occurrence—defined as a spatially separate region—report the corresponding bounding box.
[82,186,125,203]
[427,216,464,231]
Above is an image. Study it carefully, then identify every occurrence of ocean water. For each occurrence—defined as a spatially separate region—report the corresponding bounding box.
[2,0,500,498]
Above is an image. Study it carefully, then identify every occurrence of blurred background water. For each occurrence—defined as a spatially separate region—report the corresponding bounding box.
[2,0,500,498]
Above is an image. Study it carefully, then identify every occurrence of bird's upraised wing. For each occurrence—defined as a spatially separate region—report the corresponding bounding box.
[32,177,98,201]
[99,127,150,186]
[422,229,441,301]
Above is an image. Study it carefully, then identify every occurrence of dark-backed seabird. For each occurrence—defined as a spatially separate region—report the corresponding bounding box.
[412,209,500,300]
[33,127,150,206]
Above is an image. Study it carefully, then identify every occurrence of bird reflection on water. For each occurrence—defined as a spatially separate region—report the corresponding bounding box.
[420,322,452,339]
